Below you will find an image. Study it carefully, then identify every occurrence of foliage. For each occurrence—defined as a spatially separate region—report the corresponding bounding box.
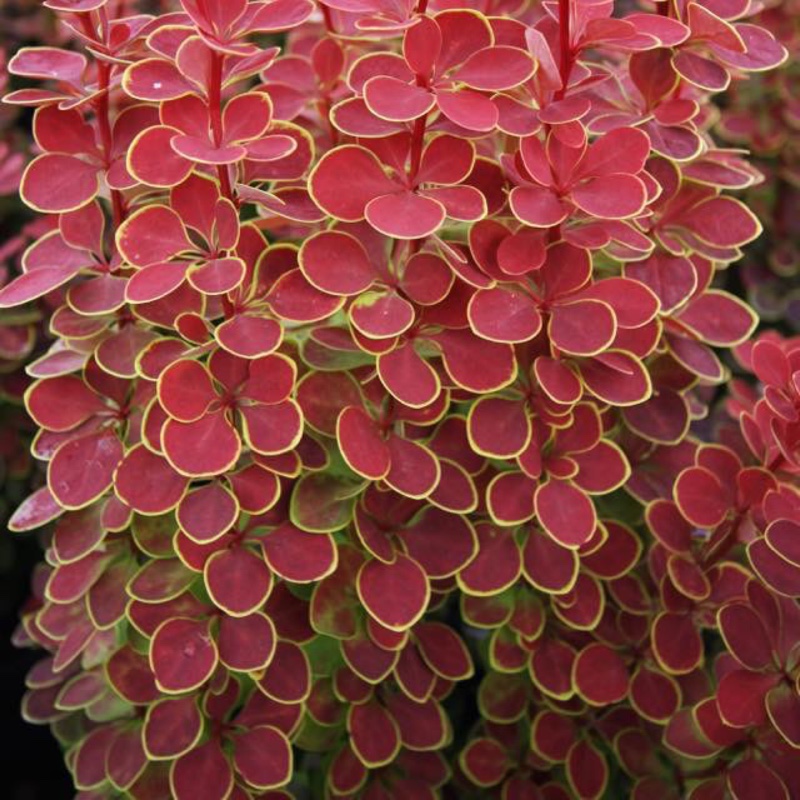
[2,0,798,798]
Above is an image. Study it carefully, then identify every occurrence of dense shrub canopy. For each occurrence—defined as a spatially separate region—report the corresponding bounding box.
[0,0,799,798]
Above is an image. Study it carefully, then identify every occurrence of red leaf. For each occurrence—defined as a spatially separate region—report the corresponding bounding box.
[766,682,800,748]
[217,612,276,672]
[364,76,435,121]
[128,125,195,188]
[310,145,397,221]
[717,668,777,727]
[468,287,543,343]
[216,314,282,358]
[727,759,788,800]
[26,376,105,431]
[566,739,608,800]
[0,265,82,307]
[158,360,217,422]
[365,191,446,240]
[232,726,292,790]
[357,554,429,631]
[337,406,390,480]
[436,89,498,132]
[350,290,415,339]
[509,186,568,227]
[21,154,98,214]
[550,299,616,356]
[144,696,203,759]
[435,329,517,393]
[118,205,191,267]
[151,618,218,693]
[452,46,534,91]
[349,702,400,768]
[171,740,232,800]
[468,397,530,458]
[123,58,193,101]
[572,643,628,705]
[205,548,272,616]
[299,230,374,296]
[680,196,761,247]
[652,612,703,674]
[535,480,597,548]
[676,290,757,346]
[177,482,238,543]
[571,174,647,219]
[674,466,728,528]
[49,431,123,509]
[458,522,521,595]
[259,640,311,703]
[162,411,241,477]
[384,436,440,498]
[115,446,188,514]
[263,523,337,583]
[377,343,440,408]
[460,738,510,787]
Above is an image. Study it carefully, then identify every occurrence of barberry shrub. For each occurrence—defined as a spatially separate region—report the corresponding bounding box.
[2,0,798,798]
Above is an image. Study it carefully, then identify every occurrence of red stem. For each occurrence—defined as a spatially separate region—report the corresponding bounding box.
[97,63,125,227]
[209,50,234,202]
[417,0,429,13]
[408,115,426,185]
[658,0,671,16]
[83,11,125,228]
[321,3,335,33]
[556,0,572,100]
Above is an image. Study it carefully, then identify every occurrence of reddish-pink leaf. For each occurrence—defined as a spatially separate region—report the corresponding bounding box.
[232,726,292,790]
[377,343,440,408]
[535,480,596,548]
[436,89,499,132]
[171,740,232,800]
[550,299,616,356]
[365,191,446,240]
[349,702,400,768]
[21,154,98,213]
[205,548,272,616]
[309,145,397,221]
[468,287,543,343]
[674,466,728,528]
[468,397,530,458]
[364,76,435,121]
[177,482,238,543]
[158,360,217,423]
[217,612,276,672]
[357,554,429,631]
[115,445,188,514]
[299,230,374,296]
[162,411,241,477]
[337,406,390,480]
[117,205,191,267]
[144,696,203,759]
[572,643,628,705]
[151,618,218,693]
[263,523,337,583]
[452,46,535,91]
[49,431,123,509]
[566,739,608,800]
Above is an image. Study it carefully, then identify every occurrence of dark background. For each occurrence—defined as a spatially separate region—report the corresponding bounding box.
[0,534,73,799]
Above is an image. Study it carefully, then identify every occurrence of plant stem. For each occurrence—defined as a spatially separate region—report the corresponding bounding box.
[556,0,571,100]
[87,10,125,228]
[209,50,234,202]
[321,3,335,33]
[409,114,427,185]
